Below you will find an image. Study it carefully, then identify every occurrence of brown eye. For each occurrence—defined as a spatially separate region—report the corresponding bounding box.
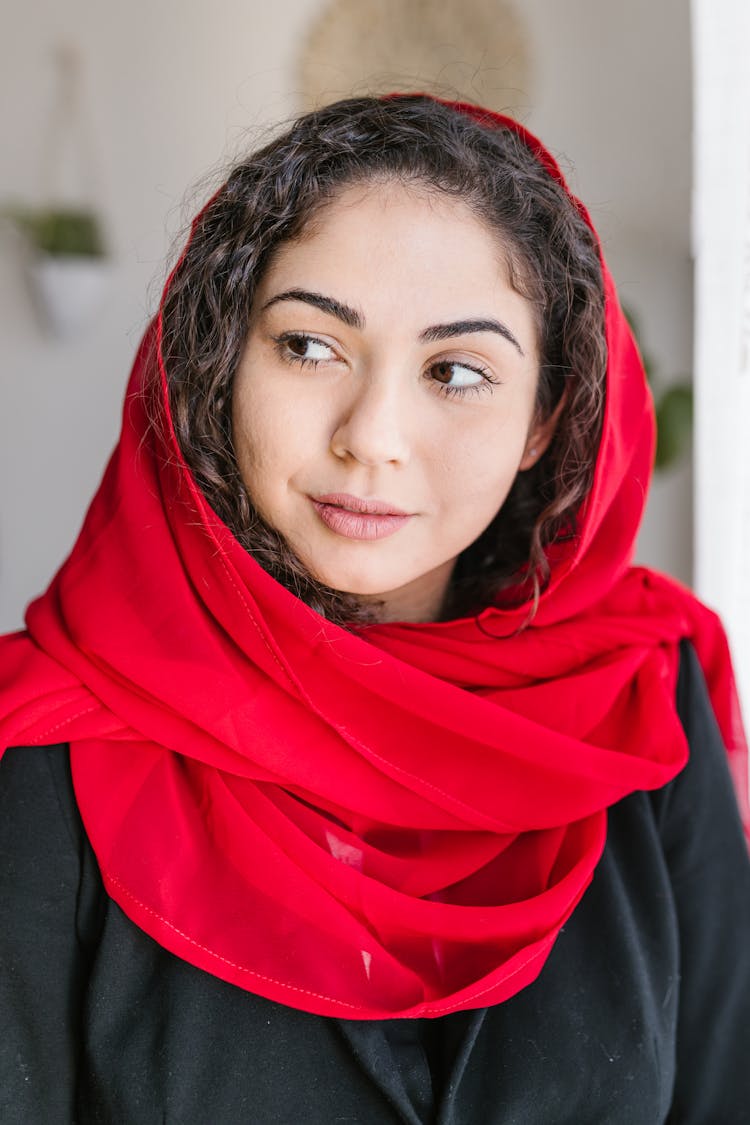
[275,333,337,365]
[428,359,489,390]
[286,334,308,356]
[432,361,456,385]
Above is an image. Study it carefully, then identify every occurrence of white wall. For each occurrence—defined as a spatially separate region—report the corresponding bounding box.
[1,0,693,631]
[692,0,750,719]
[518,0,693,586]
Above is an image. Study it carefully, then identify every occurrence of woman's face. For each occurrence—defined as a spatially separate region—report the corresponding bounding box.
[232,181,556,623]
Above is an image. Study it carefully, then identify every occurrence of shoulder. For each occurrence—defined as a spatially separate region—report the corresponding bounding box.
[0,744,105,1123]
[674,637,724,754]
[653,639,749,874]
[0,743,102,931]
[0,743,83,858]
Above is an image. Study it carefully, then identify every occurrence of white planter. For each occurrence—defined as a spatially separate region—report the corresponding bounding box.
[27,255,110,338]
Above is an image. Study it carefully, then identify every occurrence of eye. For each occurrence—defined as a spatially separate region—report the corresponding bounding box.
[428,359,497,397]
[274,332,338,366]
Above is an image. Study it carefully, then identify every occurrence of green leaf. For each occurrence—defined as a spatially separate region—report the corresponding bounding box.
[5,206,106,257]
[654,384,693,469]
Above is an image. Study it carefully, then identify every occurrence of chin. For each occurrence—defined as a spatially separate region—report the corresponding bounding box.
[305,563,406,600]
[317,575,399,599]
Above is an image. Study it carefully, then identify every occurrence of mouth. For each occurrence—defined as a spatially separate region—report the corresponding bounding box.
[310,493,413,540]
[314,493,409,516]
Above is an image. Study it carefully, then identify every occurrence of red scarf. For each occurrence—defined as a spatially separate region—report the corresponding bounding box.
[0,100,747,1018]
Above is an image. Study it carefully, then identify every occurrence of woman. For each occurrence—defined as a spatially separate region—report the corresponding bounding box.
[1,94,749,1123]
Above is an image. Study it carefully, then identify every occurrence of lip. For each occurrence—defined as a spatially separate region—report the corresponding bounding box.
[314,493,409,516]
[310,493,413,540]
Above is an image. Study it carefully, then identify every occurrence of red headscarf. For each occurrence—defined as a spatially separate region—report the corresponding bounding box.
[0,97,747,1018]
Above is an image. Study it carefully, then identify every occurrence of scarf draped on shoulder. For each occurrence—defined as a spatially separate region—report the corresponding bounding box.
[0,98,747,1018]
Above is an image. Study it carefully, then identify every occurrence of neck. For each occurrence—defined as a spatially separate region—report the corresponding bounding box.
[359,559,456,624]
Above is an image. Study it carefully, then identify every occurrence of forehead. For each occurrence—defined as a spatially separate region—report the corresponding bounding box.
[255,180,517,308]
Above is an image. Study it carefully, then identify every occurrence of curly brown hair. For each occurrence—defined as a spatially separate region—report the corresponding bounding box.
[161,94,607,625]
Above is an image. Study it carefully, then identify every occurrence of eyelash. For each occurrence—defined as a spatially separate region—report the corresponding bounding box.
[271,332,499,399]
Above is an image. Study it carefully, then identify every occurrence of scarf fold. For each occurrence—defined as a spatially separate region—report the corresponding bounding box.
[1,99,747,1018]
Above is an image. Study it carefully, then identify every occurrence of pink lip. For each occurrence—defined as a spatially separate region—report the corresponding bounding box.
[314,493,409,516]
[310,493,413,540]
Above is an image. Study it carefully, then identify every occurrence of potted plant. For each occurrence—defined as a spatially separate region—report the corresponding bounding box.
[6,203,110,337]
[624,306,693,471]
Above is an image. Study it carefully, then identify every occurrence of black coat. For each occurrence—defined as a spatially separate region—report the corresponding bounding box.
[2,642,749,1124]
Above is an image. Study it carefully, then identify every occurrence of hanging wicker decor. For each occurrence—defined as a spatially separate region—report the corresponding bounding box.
[298,0,533,115]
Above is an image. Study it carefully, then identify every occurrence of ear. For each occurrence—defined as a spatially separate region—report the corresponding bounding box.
[518,388,568,472]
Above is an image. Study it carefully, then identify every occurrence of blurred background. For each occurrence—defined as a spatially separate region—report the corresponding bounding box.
[2,0,745,724]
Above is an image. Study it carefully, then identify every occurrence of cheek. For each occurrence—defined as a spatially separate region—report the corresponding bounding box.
[429,417,529,509]
[422,411,533,551]
[234,375,289,466]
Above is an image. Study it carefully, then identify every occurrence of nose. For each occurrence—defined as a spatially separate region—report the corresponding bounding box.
[330,369,411,467]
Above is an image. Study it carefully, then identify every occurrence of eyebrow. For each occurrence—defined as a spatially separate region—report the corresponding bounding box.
[260,288,525,356]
